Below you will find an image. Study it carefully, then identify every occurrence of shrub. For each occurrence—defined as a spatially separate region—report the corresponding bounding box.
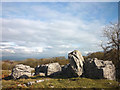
[2,61,16,70]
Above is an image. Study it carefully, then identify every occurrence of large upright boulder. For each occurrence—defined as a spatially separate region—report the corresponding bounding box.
[11,64,34,79]
[84,58,116,80]
[68,50,84,77]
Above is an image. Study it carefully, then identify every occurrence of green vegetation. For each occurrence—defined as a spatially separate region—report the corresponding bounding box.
[2,56,69,70]
[20,57,69,68]
[2,60,17,70]
[2,70,120,89]
[2,70,11,76]
[2,72,120,89]
[84,52,104,60]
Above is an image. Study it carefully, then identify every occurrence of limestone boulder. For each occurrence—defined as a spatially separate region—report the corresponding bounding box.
[84,58,116,80]
[11,64,33,79]
[46,63,61,76]
[103,61,116,80]
[35,63,61,77]
[68,50,84,77]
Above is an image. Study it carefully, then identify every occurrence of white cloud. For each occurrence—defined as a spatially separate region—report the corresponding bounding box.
[3,49,15,53]
[59,51,66,54]
[2,2,115,60]
[2,17,104,58]
[84,51,94,55]
[1,42,43,54]
[59,45,70,48]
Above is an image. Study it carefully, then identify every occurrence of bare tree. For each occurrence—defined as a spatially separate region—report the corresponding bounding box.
[102,23,120,62]
[100,42,110,60]
[101,23,120,81]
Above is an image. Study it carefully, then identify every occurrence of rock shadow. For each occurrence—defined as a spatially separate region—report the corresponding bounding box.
[2,75,13,80]
[83,61,104,79]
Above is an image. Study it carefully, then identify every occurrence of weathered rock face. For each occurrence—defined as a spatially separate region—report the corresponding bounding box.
[35,63,61,77]
[102,61,116,80]
[11,64,33,79]
[47,63,61,76]
[68,50,84,77]
[84,58,116,80]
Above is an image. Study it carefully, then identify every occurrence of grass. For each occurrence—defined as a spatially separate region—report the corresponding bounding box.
[1,70,120,89]
[2,77,120,89]
[2,70,11,75]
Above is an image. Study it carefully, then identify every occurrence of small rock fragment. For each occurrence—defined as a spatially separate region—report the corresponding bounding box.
[18,84,22,87]
[27,81,35,86]
[23,84,27,87]
[36,80,44,83]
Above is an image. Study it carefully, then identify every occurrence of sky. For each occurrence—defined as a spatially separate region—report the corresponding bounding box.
[1,2,118,60]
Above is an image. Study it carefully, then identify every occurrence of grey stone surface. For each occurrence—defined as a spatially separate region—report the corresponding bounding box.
[39,72,46,76]
[36,80,44,83]
[27,81,35,86]
[103,60,116,80]
[11,64,32,79]
[68,50,84,77]
[35,63,61,77]
[30,68,35,71]
[47,63,61,76]
[84,58,116,80]
[26,79,47,86]
[31,73,35,76]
